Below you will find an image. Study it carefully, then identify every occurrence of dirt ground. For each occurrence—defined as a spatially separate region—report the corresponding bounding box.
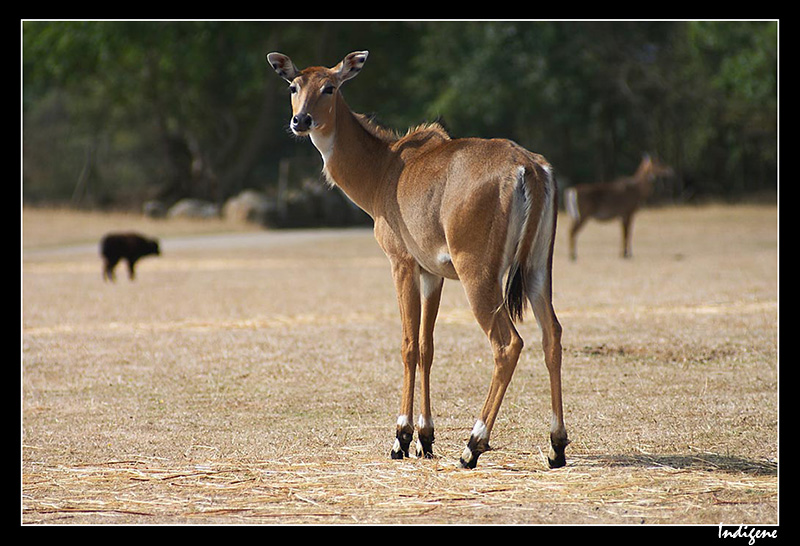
[21,203,778,526]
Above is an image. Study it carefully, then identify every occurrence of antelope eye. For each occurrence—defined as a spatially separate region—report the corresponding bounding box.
[322,84,335,95]
[288,84,297,94]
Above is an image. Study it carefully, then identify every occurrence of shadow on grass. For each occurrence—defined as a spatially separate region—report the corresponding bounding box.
[585,453,777,476]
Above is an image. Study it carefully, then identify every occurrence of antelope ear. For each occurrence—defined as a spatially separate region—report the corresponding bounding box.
[267,52,300,82]
[334,51,369,84]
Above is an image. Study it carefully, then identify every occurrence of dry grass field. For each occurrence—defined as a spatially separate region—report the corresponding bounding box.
[21,203,778,526]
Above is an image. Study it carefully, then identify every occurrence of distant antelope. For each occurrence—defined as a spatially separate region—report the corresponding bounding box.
[564,155,673,260]
[267,51,568,469]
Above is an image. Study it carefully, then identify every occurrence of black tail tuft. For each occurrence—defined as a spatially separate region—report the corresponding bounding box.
[505,265,527,323]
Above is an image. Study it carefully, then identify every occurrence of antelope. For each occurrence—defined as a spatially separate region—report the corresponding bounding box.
[564,154,673,260]
[266,50,568,469]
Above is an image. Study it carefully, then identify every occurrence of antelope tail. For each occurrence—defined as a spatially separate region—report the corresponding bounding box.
[565,187,580,222]
[504,163,556,323]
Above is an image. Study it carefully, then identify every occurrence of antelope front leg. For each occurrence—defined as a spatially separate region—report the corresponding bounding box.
[416,271,443,458]
[621,214,634,259]
[389,259,421,460]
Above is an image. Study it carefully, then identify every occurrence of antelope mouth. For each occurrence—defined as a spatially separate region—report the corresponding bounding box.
[290,121,325,138]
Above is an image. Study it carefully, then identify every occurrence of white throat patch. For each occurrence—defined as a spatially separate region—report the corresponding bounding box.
[310,130,335,166]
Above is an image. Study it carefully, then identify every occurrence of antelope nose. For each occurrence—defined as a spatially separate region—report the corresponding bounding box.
[291,113,312,132]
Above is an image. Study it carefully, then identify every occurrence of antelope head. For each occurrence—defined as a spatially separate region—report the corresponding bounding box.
[639,154,675,181]
[266,51,369,137]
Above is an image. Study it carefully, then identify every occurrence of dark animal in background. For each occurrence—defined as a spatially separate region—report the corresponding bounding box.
[100,232,160,281]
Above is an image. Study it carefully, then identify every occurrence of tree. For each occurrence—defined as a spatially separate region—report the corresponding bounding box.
[22,21,777,209]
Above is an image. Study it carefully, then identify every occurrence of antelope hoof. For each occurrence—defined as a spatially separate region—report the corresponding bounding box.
[547,448,566,469]
[391,430,413,459]
[459,438,489,469]
[459,450,479,469]
[416,432,435,459]
[548,433,570,468]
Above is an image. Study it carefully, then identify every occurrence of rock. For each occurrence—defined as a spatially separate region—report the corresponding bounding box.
[142,200,167,219]
[222,190,276,225]
[167,198,219,219]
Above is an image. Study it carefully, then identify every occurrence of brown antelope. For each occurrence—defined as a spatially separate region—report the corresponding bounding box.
[266,50,568,469]
[564,154,673,260]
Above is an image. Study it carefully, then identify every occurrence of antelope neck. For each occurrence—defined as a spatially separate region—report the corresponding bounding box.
[311,92,391,218]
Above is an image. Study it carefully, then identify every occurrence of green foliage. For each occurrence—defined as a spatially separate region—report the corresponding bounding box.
[22,21,777,208]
